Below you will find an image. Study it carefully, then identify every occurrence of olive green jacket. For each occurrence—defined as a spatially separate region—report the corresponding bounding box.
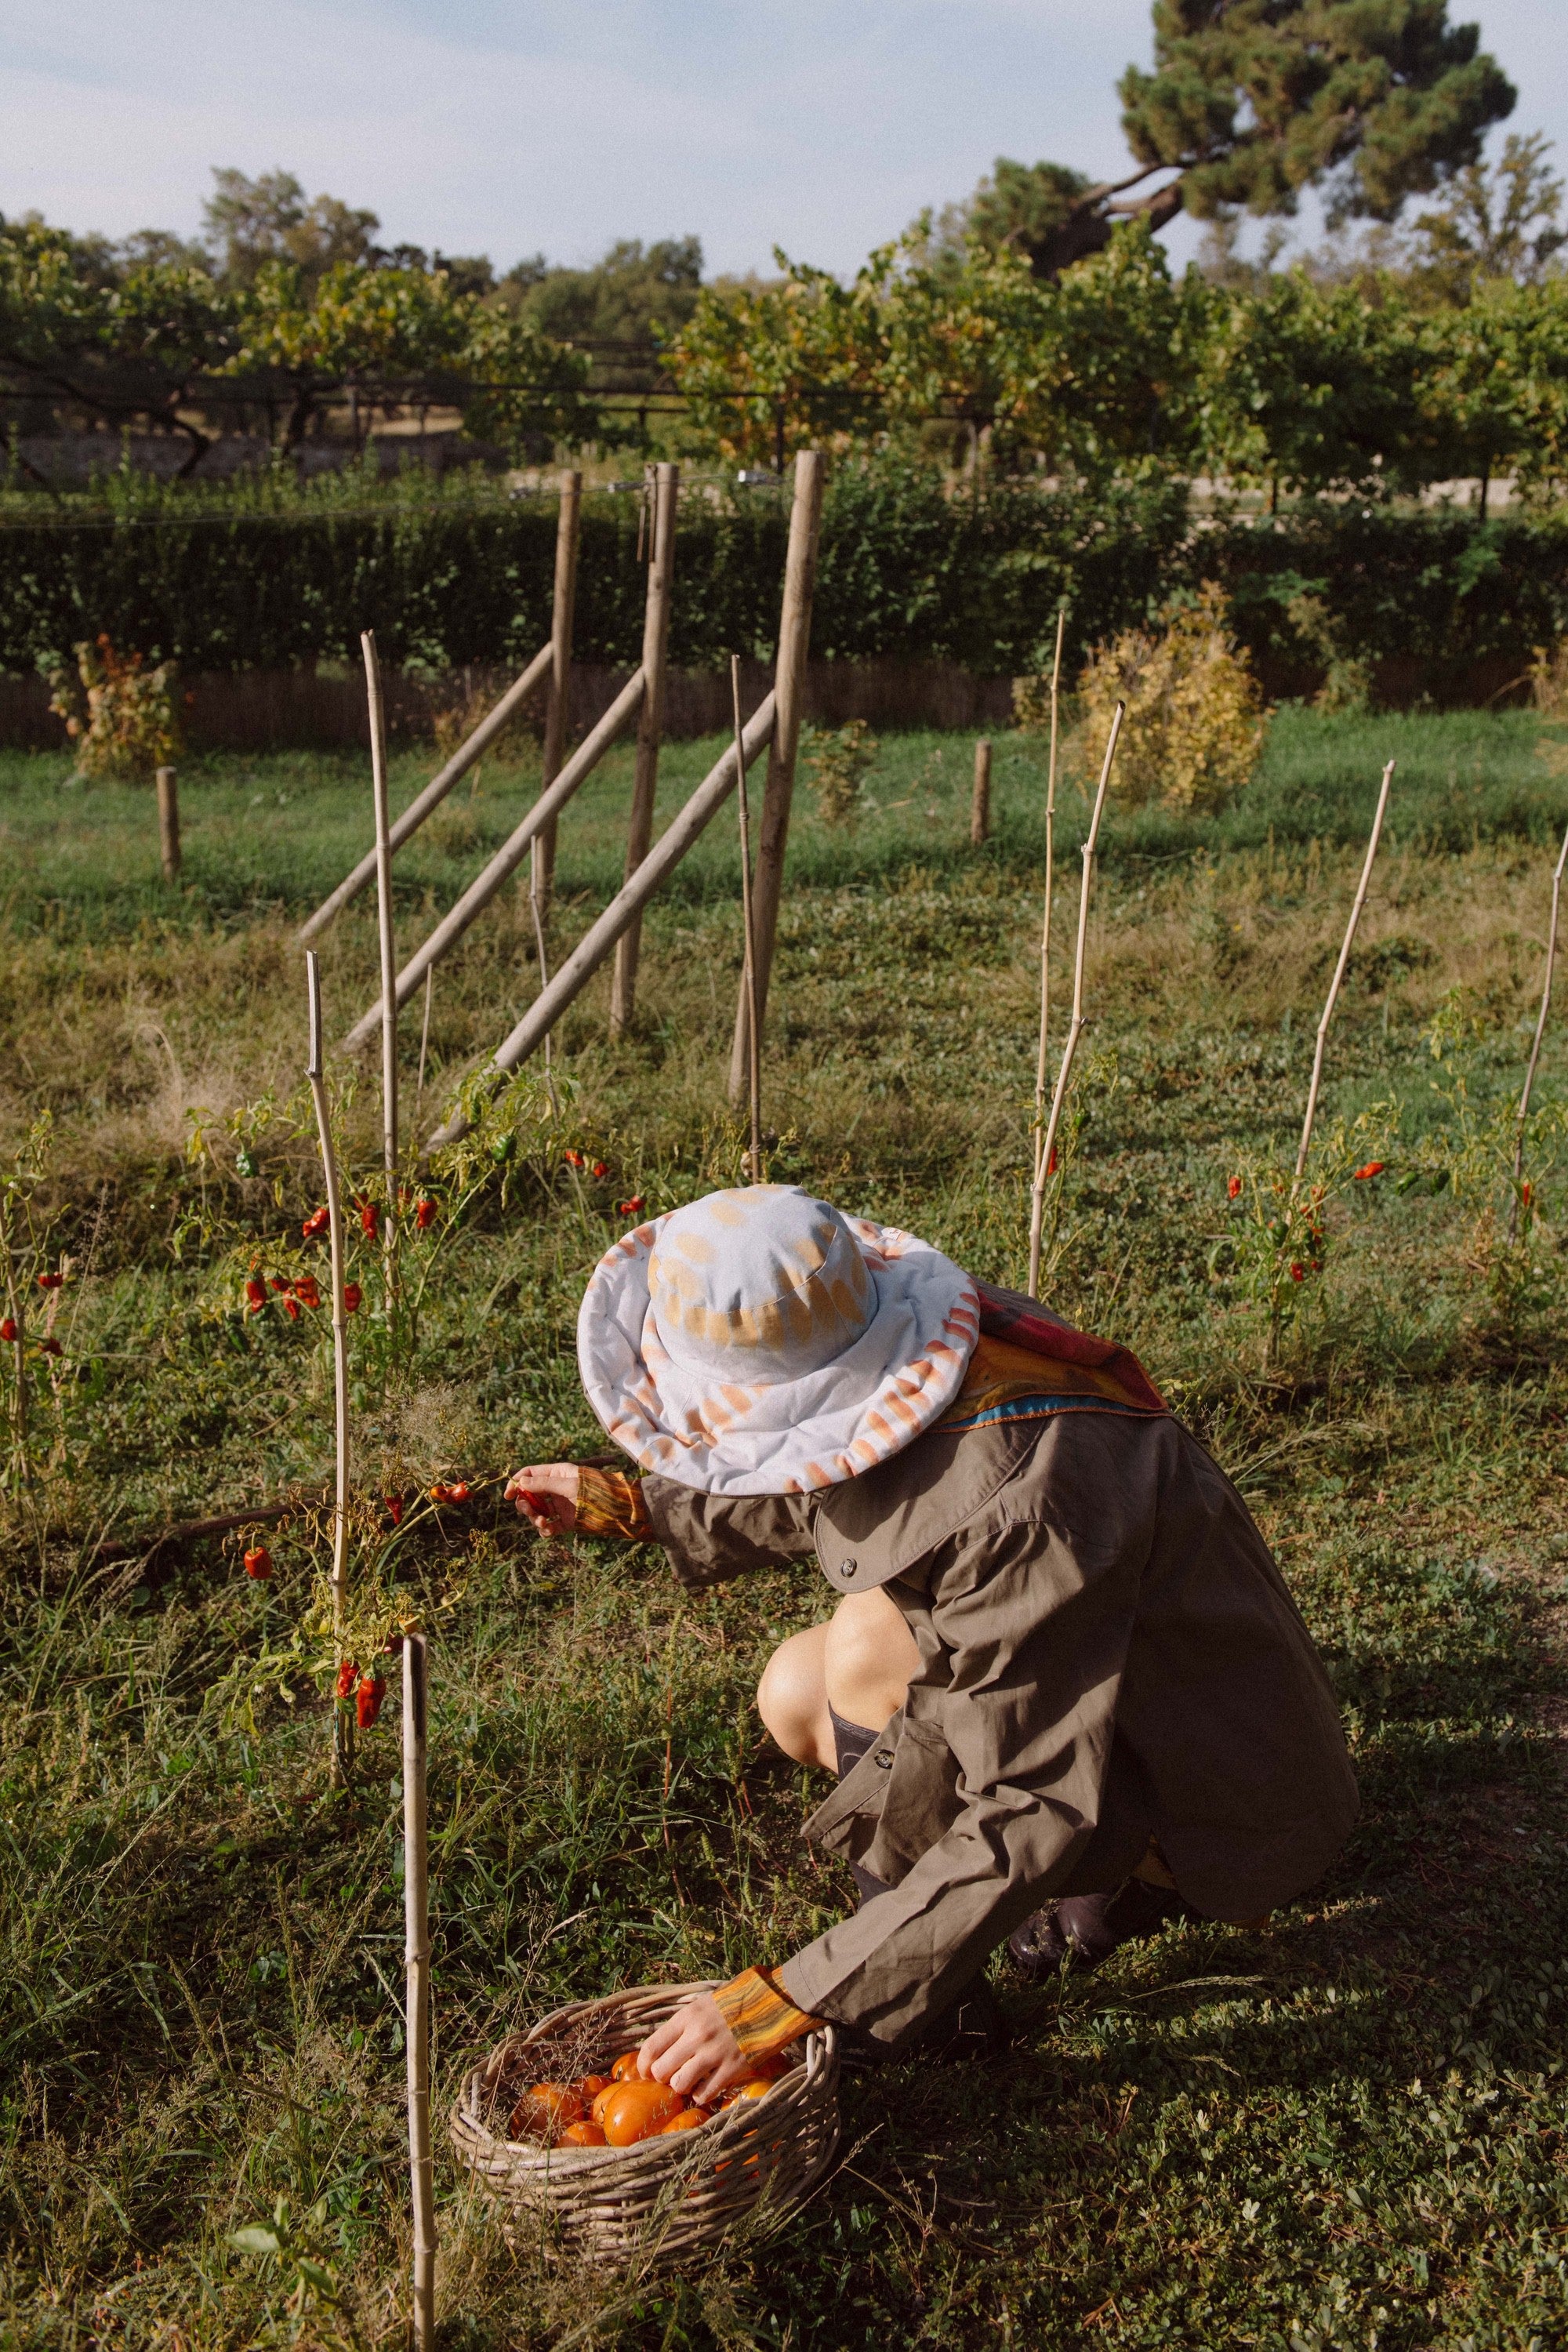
[641,1372,1357,2048]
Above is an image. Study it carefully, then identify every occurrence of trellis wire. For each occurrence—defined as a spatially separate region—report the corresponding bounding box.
[1294,760,1396,1189]
[1027,698,1123,1298]
[304,952,352,1780]
[1026,604,1067,1298]
[731,655,763,1181]
[1510,814,1568,1238]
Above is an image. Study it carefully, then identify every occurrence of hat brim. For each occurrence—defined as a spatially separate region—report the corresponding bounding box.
[578,1208,981,1496]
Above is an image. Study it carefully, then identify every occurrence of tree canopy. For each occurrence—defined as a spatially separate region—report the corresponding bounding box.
[971,0,1517,277]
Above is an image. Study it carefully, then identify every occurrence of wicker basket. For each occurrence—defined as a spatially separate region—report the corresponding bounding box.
[450,1980,840,2264]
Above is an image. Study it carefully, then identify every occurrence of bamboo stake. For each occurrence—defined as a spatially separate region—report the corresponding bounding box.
[730,448,826,1102]
[340,669,648,1055]
[1026,699,1123,1299]
[612,461,680,1036]
[401,1621,436,2351]
[305,953,352,1781]
[1510,814,1568,1238]
[1294,760,1396,1189]
[362,632,400,1302]
[425,695,778,1152]
[533,468,582,917]
[415,967,434,1121]
[155,764,180,881]
[731,657,763,1179]
[1027,604,1068,1298]
[298,640,554,943]
[970,739,992,845]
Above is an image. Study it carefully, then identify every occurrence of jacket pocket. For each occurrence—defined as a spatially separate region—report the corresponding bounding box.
[862,1714,964,1884]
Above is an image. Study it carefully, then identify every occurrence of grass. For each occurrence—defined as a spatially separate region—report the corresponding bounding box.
[3,706,1568,2347]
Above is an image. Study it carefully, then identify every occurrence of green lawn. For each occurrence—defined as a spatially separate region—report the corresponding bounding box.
[2,707,1568,2348]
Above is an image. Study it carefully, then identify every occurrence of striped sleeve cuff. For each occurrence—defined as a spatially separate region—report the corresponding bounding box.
[575,1466,652,1539]
[710,1966,822,2060]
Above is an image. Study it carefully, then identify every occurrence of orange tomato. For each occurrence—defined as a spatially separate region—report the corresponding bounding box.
[590,2083,621,2127]
[609,2050,641,2082]
[579,2074,610,2098]
[658,2107,707,2136]
[508,2082,586,2140]
[598,2081,684,2147]
[559,2120,606,2148]
[712,2077,779,2110]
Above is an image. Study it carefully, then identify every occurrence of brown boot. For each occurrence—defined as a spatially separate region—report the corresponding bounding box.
[1007,1878,1195,1979]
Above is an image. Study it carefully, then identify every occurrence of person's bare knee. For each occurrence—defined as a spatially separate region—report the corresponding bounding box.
[756,1622,834,1769]
[824,1587,920,1733]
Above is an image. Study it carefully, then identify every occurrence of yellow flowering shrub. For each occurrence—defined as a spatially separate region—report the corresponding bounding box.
[1076,583,1269,815]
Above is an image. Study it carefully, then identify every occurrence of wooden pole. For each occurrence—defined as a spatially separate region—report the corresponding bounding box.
[155,764,181,881]
[1027,700,1123,1298]
[1511,815,1568,1238]
[970,740,992,846]
[1027,606,1067,1297]
[362,633,400,1305]
[298,641,554,944]
[731,657,763,1179]
[340,670,647,1056]
[401,1622,436,2352]
[425,695,779,1151]
[1294,760,1396,1189]
[611,463,680,1036]
[305,953,352,1781]
[528,837,557,1109]
[730,449,826,1103]
[533,468,582,917]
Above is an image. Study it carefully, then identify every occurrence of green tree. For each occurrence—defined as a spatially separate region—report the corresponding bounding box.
[1403,131,1567,304]
[968,1,1515,278]
[202,168,379,293]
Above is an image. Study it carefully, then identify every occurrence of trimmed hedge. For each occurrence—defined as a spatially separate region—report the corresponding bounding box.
[0,465,1563,699]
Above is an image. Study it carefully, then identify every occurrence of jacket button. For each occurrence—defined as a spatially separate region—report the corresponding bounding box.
[840,1556,857,1578]
[874,1749,893,1769]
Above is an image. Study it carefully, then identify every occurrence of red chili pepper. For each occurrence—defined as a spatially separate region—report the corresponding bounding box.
[356,1673,386,1729]
[38,1337,61,1357]
[1353,1161,1385,1181]
[37,1272,63,1291]
[301,1205,330,1240]
[245,1278,267,1312]
[244,1546,274,1579]
[269,1276,289,1294]
[591,1160,608,1179]
[446,1480,470,1503]
[429,1483,449,1503]
[1290,1263,1305,1283]
[1522,1179,1534,1207]
[359,1200,379,1237]
[1047,1145,1058,1175]
[1227,1176,1242,1200]
[335,1658,358,1700]
[385,1494,404,1526]
[343,1282,362,1315]
[415,1197,435,1230]
[616,1196,646,1218]
[293,1275,321,1309]
[281,1295,301,1322]
[0,1319,16,1343]
[563,1150,584,1169]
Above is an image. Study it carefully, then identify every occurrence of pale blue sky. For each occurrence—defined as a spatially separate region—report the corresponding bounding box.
[2,0,1565,278]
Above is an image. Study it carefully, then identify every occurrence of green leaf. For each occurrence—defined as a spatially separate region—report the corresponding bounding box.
[229,2226,282,2257]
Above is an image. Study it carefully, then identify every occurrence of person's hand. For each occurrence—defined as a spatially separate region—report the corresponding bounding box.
[636,1993,750,2106]
[504,1462,579,1535]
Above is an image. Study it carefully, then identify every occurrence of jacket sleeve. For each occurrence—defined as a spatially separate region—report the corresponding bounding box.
[640,1477,818,1590]
[775,1491,1151,2045]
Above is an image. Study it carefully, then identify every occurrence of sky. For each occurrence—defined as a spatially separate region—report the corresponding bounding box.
[2,0,1567,281]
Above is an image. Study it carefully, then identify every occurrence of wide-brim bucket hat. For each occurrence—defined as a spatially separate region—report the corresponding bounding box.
[577,1185,981,1495]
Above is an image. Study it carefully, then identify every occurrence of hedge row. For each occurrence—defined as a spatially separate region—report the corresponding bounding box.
[1,466,1564,693]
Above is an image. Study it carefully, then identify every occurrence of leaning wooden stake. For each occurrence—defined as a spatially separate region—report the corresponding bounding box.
[730,448,826,1102]
[1026,606,1067,1297]
[731,657,763,1179]
[363,632,400,1301]
[528,837,557,1112]
[402,1621,436,2351]
[1027,698,1123,1299]
[305,953,352,1781]
[1294,760,1396,1189]
[612,461,680,1036]
[1510,814,1568,1238]
[970,739,992,846]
